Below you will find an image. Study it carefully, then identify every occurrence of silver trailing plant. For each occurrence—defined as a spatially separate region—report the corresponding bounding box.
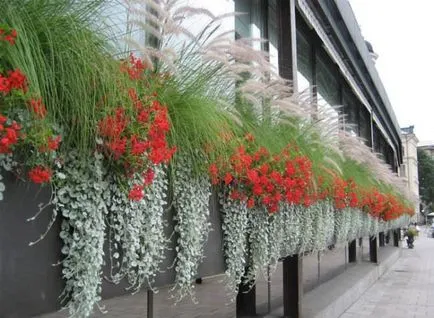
[55,152,108,317]
[221,195,249,298]
[105,165,168,292]
[171,157,212,302]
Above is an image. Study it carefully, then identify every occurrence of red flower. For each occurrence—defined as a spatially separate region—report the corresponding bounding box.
[0,28,17,45]
[7,69,27,92]
[0,75,10,94]
[29,98,47,118]
[247,197,255,208]
[121,54,148,80]
[143,168,155,185]
[148,148,165,164]
[224,172,233,185]
[28,166,52,184]
[107,137,127,159]
[48,136,61,151]
[246,169,259,184]
[128,184,144,201]
[209,163,218,177]
[130,135,149,155]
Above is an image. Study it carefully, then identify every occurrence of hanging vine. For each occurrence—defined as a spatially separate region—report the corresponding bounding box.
[106,165,169,292]
[221,195,249,298]
[171,157,212,302]
[244,207,271,286]
[56,152,107,317]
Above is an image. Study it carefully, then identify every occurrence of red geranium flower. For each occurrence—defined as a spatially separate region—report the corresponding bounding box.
[128,184,144,201]
[28,166,52,184]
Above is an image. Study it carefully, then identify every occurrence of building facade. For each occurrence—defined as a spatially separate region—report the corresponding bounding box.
[231,0,402,170]
[401,126,420,221]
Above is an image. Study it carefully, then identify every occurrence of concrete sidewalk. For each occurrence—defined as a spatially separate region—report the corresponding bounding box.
[340,230,434,318]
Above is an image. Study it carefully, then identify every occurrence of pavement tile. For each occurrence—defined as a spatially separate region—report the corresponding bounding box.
[340,231,434,318]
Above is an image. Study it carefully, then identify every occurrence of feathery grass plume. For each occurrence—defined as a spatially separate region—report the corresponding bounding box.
[125,0,414,208]
[339,130,417,204]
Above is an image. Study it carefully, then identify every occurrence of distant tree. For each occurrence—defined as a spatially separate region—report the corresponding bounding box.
[417,149,434,211]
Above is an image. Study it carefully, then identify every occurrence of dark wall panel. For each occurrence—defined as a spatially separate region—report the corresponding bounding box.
[0,172,64,318]
[0,177,226,317]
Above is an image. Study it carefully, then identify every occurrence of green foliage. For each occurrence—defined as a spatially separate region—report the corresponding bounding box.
[418,149,434,210]
[0,0,124,156]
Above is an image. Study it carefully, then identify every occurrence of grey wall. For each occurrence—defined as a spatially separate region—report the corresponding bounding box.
[0,172,64,317]
[0,177,225,317]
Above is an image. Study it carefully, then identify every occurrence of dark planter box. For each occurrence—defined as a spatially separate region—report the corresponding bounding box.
[0,173,225,317]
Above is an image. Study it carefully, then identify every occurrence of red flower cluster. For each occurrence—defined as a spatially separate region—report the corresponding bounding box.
[211,133,414,219]
[0,27,17,45]
[120,53,148,80]
[0,69,27,95]
[0,28,60,185]
[28,98,47,118]
[210,137,314,213]
[331,177,359,209]
[28,166,52,184]
[0,115,21,153]
[99,56,175,201]
[98,99,175,168]
[327,176,414,221]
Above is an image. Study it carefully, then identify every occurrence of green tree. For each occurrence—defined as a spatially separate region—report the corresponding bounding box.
[418,149,434,211]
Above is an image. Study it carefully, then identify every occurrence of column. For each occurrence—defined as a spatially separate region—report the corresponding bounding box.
[379,232,385,247]
[393,229,400,247]
[236,282,256,317]
[369,235,378,263]
[348,239,357,263]
[283,255,303,318]
[277,1,302,316]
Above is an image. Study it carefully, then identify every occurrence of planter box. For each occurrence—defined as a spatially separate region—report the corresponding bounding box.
[0,174,225,317]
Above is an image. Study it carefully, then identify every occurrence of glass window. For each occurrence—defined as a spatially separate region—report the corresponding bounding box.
[235,0,264,42]
[268,0,279,71]
[342,88,359,137]
[316,52,340,134]
[359,107,371,146]
[296,30,312,94]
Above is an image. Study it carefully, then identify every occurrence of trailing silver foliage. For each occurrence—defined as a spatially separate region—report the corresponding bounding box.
[221,196,249,298]
[334,208,351,243]
[171,157,212,302]
[55,152,108,317]
[298,205,315,252]
[105,165,168,292]
[310,201,335,251]
[277,203,302,256]
[245,208,271,286]
[0,153,16,201]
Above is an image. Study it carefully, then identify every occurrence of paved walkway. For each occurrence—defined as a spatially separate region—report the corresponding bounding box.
[38,243,349,318]
[340,228,434,318]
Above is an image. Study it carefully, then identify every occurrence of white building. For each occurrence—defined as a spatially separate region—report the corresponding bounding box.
[400,126,420,221]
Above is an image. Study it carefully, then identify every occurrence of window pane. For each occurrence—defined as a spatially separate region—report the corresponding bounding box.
[296,30,312,94]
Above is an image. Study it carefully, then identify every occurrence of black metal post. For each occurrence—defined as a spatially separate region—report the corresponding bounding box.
[147,289,153,318]
[236,279,256,317]
[369,235,378,263]
[393,229,400,247]
[348,239,357,263]
[379,232,385,247]
[283,255,303,318]
[267,265,271,314]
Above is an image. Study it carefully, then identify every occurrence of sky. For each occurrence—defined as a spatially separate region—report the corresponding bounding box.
[349,0,434,144]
